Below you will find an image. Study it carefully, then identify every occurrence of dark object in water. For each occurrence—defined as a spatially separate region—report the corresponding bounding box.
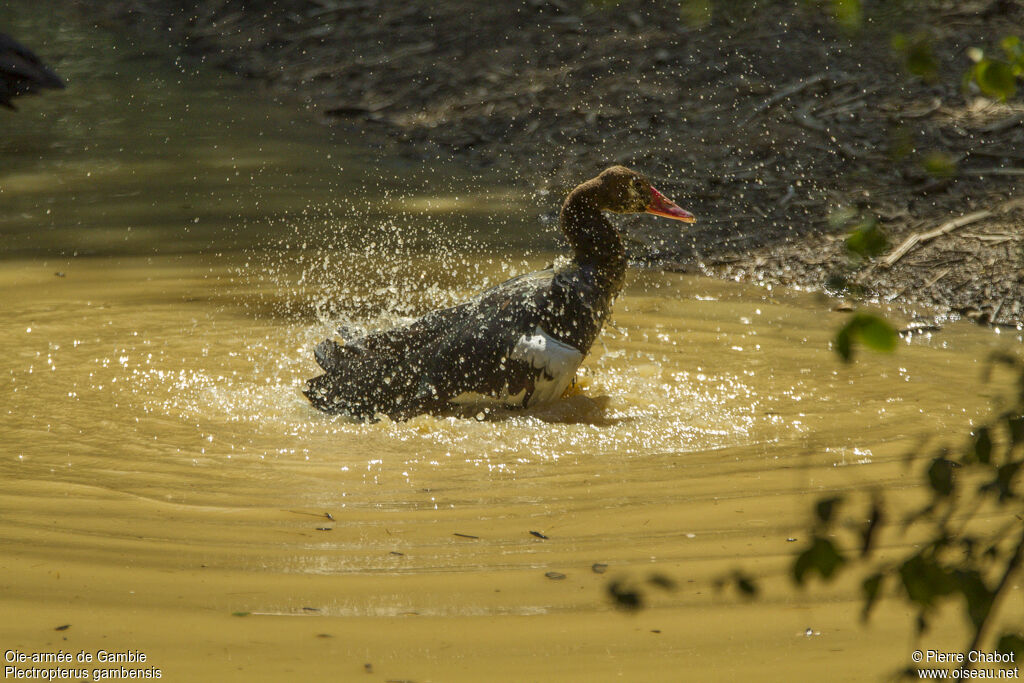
[304,166,696,420]
[607,580,643,611]
[0,32,64,110]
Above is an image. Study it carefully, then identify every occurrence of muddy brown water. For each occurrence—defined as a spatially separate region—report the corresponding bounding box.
[2,7,1023,682]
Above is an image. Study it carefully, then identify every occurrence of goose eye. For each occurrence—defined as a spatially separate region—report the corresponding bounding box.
[634,180,647,200]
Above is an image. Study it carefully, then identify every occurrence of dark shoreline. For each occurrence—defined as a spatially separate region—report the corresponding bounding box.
[82,0,1024,327]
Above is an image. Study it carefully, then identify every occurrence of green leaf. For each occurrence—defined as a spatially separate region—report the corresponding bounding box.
[906,41,939,81]
[997,633,1024,659]
[899,554,957,608]
[856,315,899,353]
[718,570,759,598]
[973,427,993,465]
[978,460,1020,501]
[991,462,1021,502]
[861,573,884,622]
[892,34,939,82]
[972,59,1018,101]
[888,125,914,161]
[954,569,994,629]
[1000,35,1024,66]
[835,325,853,362]
[846,220,888,259]
[831,0,862,32]
[734,572,759,598]
[815,496,843,526]
[960,535,978,560]
[922,151,957,179]
[679,0,712,28]
[860,494,885,558]
[927,457,956,497]
[1007,415,1024,445]
[793,536,847,586]
[834,313,898,363]
[647,573,678,591]
[607,580,643,611]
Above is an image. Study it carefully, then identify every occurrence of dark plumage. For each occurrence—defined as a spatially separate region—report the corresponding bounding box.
[0,32,64,110]
[304,166,696,420]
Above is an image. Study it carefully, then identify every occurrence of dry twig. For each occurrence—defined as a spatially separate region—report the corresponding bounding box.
[963,168,1024,176]
[881,210,993,267]
[738,74,828,126]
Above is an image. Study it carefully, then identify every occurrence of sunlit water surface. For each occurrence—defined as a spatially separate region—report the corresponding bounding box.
[2,5,1023,682]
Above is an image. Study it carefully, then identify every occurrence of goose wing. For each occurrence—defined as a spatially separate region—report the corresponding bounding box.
[304,269,558,419]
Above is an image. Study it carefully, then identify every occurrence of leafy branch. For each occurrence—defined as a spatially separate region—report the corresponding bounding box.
[791,352,1024,677]
[714,215,1023,676]
[966,36,1024,102]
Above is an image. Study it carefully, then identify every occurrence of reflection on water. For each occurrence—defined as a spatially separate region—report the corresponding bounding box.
[2,4,1023,682]
[0,3,539,260]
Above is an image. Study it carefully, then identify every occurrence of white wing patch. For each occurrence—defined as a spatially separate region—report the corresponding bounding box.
[510,326,584,406]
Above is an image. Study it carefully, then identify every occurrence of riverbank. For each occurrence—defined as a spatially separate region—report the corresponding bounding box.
[82,0,1024,326]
